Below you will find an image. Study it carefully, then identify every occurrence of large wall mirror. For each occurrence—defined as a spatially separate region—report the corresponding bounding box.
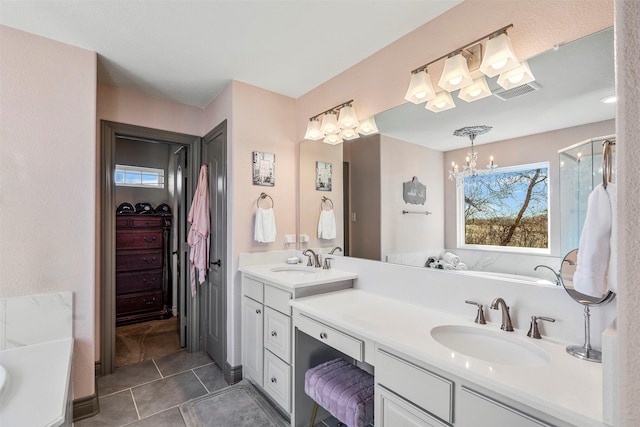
[298,27,614,283]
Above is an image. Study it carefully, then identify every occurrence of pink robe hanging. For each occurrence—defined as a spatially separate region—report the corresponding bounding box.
[188,164,210,296]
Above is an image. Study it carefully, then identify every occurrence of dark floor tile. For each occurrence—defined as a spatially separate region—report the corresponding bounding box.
[153,350,213,376]
[193,362,229,392]
[76,390,138,427]
[124,407,186,427]
[98,359,162,396]
[132,371,207,418]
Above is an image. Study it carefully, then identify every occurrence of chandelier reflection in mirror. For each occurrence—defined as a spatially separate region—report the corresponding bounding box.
[405,24,535,113]
[449,125,497,185]
[304,100,378,145]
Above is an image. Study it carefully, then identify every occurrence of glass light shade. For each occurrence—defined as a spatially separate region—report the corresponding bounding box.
[303,119,324,140]
[404,70,436,104]
[479,33,520,77]
[339,128,360,140]
[356,116,378,135]
[496,60,535,90]
[320,112,339,135]
[426,91,455,112]
[323,134,343,145]
[337,105,359,129]
[438,54,473,92]
[458,76,492,102]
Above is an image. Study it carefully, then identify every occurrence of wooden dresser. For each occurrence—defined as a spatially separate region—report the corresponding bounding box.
[116,214,172,325]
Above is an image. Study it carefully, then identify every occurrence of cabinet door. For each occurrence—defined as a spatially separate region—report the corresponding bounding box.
[457,387,554,427]
[376,386,448,427]
[263,350,292,413]
[242,296,264,386]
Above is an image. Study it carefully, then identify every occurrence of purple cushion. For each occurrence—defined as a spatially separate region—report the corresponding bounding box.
[305,358,374,427]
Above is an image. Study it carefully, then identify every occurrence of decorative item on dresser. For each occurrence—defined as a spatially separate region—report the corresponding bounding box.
[116,213,172,325]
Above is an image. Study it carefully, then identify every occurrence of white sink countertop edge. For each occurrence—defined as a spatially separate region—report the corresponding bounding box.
[290,288,604,427]
[239,263,358,289]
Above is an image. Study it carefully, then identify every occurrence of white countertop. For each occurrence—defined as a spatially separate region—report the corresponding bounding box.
[239,263,357,290]
[0,337,74,427]
[290,289,604,427]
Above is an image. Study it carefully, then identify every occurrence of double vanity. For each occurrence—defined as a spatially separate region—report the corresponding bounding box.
[240,257,607,427]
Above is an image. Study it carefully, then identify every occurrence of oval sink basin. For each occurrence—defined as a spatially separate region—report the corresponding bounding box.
[270,266,318,274]
[430,325,551,367]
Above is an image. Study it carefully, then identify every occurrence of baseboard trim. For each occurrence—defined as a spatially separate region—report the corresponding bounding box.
[73,393,100,422]
[224,362,243,385]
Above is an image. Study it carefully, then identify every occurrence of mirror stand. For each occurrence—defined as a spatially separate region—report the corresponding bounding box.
[566,304,601,362]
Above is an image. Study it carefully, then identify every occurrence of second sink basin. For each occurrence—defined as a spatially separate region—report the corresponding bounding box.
[270,266,318,275]
[430,325,551,367]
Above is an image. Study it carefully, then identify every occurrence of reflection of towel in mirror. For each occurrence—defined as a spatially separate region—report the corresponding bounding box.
[442,252,461,266]
[255,208,277,243]
[573,183,614,297]
[318,209,337,239]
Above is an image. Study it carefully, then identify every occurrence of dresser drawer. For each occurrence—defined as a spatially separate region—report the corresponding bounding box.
[376,348,453,424]
[264,307,291,363]
[116,291,163,315]
[243,276,264,302]
[116,230,163,249]
[131,216,164,228]
[296,313,364,361]
[116,249,163,271]
[264,285,291,315]
[263,350,291,413]
[116,270,163,294]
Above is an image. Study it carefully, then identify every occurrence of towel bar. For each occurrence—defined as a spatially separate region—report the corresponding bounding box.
[257,192,274,208]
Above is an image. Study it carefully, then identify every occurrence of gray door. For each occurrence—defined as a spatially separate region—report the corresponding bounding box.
[202,121,227,368]
[173,146,189,347]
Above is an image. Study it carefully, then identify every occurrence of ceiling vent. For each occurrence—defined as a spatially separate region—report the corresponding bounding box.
[492,81,541,101]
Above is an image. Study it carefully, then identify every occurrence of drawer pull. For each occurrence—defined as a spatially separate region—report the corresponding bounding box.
[143,297,156,305]
[271,331,277,337]
[143,257,157,264]
[256,309,262,315]
[143,236,157,243]
[271,377,277,384]
[319,332,328,339]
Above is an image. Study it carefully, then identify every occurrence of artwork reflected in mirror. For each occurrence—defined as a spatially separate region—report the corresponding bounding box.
[316,161,333,191]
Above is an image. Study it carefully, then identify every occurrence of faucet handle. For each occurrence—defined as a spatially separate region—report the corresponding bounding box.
[527,315,556,339]
[465,300,486,324]
[323,257,333,269]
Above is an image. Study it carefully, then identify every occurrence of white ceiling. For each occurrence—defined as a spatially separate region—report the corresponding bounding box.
[0,0,462,108]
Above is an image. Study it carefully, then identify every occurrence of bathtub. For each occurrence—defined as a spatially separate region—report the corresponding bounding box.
[451,270,557,286]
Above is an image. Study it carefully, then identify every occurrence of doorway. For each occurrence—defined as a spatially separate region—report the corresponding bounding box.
[100,121,202,376]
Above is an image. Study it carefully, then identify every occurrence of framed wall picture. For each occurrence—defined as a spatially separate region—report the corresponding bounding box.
[316,161,332,191]
[252,151,275,186]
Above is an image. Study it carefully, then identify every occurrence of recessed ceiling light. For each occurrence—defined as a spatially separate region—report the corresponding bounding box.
[600,95,617,104]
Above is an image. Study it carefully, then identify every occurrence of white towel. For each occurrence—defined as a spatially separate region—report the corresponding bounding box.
[573,183,614,297]
[318,209,337,240]
[442,251,461,266]
[607,183,617,293]
[456,262,468,271]
[254,207,277,243]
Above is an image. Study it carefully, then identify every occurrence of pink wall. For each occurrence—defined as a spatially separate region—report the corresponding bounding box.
[443,120,615,255]
[0,26,97,399]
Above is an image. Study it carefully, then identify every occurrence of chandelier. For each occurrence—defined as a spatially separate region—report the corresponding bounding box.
[448,125,497,184]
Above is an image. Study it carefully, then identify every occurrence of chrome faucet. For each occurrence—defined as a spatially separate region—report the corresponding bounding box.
[303,249,321,268]
[329,246,343,255]
[534,264,563,287]
[490,298,514,332]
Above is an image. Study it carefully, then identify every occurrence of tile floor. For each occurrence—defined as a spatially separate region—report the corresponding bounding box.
[77,351,227,427]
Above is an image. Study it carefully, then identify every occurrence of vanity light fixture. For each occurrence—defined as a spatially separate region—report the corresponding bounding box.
[448,125,496,185]
[404,24,533,113]
[304,100,377,144]
[600,95,617,104]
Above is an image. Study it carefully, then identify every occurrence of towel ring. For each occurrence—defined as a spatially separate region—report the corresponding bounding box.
[321,196,333,210]
[602,140,615,189]
[257,192,274,208]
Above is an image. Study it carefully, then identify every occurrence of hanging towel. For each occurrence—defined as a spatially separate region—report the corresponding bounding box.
[318,209,337,240]
[442,252,461,266]
[573,183,614,297]
[607,183,617,293]
[254,207,277,243]
[187,165,210,297]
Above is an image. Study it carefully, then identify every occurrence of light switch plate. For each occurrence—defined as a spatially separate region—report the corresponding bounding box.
[284,234,296,243]
[299,234,309,242]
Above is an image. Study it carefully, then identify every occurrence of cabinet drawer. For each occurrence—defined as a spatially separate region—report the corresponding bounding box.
[116,230,163,249]
[264,285,291,315]
[263,350,291,413]
[243,276,264,302]
[116,250,163,271]
[116,270,163,294]
[376,348,453,424]
[296,314,363,361]
[131,216,164,228]
[377,385,449,427]
[264,307,291,363]
[116,291,163,315]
